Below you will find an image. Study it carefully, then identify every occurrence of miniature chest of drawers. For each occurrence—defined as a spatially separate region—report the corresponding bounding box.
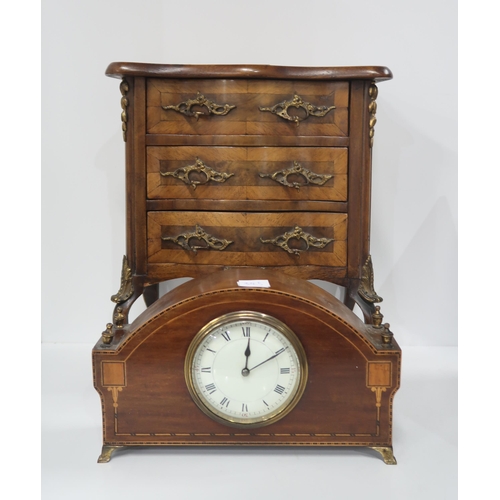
[94,64,400,464]
[105,63,392,319]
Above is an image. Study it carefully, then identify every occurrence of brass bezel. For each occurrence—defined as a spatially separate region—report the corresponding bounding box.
[184,310,308,428]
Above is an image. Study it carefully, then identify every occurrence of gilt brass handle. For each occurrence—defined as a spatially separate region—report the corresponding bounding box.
[259,161,333,190]
[162,92,236,120]
[260,226,334,256]
[160,158,234,189]
[259,94,335,126]
[162,225,233,254]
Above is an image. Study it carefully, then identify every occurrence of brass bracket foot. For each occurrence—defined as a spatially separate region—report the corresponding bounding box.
[97,445,126,463]
[370,446,397,465]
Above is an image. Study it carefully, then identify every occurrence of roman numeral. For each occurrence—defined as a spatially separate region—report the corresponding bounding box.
[263,400,269,407]
[220,397,230,407]
[206,348,216,354]
[221,331,231,342]
[280,368,290,374]
[274,384,285,395]
[242,326,250,337]
[201,367,211,373]
[263,333,269,342]
[275,347,285,355]
[242,403,248,412]
[205,383,217,394]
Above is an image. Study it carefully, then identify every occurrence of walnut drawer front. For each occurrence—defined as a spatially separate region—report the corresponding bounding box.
[147,79,349,137]
[147,146,347,201]
[147,211,347,267]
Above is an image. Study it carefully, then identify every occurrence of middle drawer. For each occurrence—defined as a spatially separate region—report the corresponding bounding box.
[147,146,347,202]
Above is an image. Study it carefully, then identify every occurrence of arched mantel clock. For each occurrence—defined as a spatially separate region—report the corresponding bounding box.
[93,63,401,464]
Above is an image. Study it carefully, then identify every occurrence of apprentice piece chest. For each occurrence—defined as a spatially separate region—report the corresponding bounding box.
[107,63,391,310]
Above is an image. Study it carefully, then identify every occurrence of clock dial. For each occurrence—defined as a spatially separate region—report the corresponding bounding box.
[185,311,308,427]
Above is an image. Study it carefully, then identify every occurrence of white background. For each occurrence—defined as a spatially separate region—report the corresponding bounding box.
[39,1,459,498]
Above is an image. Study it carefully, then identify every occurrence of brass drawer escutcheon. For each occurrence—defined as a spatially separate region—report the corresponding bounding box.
[162,92,236,120]
[162,225,234,253]
[259,161,333,190]
[260,226,334,256]
[259,94,335,126]
[160,158,234,189]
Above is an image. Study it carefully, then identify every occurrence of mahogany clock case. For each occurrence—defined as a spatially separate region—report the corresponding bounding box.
[93,269,401,461]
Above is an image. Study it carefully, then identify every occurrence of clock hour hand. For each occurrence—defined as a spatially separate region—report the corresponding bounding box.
[248,347,288,373]
[241,338,251,377]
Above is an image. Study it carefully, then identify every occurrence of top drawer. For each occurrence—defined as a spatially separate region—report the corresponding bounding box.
[146,79,349,137]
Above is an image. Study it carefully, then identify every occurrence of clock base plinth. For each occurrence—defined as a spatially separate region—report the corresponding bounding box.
[97,444,397,464]
[97,445,126,463]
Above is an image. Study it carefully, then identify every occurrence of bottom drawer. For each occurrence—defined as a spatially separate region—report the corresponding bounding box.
[148,212,347,267]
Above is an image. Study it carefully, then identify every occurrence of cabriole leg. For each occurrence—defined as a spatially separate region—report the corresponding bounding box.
[143,283,160,306]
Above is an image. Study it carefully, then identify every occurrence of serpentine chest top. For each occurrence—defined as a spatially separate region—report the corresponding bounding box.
[105,63,392,320]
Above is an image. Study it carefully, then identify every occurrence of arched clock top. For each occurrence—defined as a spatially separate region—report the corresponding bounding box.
[97,270,396,359]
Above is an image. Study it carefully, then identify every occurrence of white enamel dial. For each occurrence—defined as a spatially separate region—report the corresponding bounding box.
[185,311,307,427]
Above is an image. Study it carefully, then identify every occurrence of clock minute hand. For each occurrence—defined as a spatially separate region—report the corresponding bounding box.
[248,347,288,372]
